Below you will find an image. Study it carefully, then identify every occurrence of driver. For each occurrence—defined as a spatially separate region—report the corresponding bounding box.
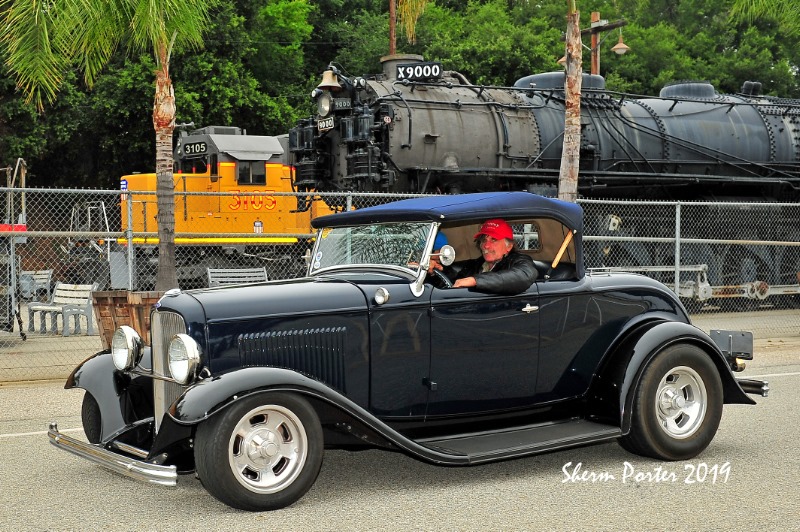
[449,219,537,295]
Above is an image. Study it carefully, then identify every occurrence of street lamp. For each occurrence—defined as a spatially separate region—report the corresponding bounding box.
[611,30,631,55]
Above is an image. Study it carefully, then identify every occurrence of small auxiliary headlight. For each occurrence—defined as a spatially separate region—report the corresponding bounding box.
[168,333,201,384]
[111,325,143,371]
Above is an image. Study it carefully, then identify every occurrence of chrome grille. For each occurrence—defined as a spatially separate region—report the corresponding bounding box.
[238,327,347,392]
[151,310,187,432]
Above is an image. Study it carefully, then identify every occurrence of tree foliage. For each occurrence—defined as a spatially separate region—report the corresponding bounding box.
[1,0,798,188]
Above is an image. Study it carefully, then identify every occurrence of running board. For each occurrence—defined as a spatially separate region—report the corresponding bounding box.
[417,419,621,464]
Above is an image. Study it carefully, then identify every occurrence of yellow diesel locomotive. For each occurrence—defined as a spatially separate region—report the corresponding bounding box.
[80,126,331,289]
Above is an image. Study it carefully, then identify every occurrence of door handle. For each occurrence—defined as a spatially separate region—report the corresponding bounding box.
[521,304,539,314]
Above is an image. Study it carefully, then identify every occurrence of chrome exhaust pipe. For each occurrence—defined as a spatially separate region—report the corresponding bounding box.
[736,378,769,397]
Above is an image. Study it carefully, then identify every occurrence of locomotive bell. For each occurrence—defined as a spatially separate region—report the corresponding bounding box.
[317,70,342,91]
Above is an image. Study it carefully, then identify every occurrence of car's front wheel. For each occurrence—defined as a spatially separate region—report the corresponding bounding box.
[194,393,323,511]
[620,344,723,460]
[81,392,102,444]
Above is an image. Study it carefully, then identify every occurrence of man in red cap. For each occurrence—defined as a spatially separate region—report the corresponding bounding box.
[450,218,537,294]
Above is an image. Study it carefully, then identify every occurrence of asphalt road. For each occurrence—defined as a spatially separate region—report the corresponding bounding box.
[1,340,798,531]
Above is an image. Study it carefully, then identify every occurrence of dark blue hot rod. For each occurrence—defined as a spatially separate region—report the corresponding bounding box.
[48,192,768,511]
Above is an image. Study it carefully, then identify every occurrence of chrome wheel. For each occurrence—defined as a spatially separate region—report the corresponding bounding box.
[195,393,323,511]
[620,344,723,460]
[228,404,309,494]
[655,366,707,439]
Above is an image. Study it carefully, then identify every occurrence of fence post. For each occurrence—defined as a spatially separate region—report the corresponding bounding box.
[126,191,134,291]
[347,193,353,212]
[9,230,17,314]
[674,202,681,296]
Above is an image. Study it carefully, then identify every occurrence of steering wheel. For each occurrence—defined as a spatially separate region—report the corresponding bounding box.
[431,269,453,288]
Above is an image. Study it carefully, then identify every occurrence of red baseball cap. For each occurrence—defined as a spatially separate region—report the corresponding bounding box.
[474,219,513,240]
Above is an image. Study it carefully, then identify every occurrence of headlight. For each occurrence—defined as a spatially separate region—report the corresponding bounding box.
[317,91,333,117]
[111,325,143,371]
[168,333,201,384]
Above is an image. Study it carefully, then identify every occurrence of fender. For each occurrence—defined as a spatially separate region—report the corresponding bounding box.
[66,349,154,442]
[588,320,754,433]
[169,367,470,465]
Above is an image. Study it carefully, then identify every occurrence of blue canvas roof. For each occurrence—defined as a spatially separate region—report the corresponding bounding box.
[311,192,584,230]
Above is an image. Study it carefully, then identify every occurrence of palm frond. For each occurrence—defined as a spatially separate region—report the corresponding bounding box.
[398,0,428,44]
[731,0,800,36]
[128,0,213,62]
[1,0,67,109]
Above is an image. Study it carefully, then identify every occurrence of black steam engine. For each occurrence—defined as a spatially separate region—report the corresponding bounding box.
[289,54,800,202]
[289,55,800,305]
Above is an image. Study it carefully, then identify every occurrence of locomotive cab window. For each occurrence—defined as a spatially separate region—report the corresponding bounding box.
[237,161,267,185]
[177,156,209,174]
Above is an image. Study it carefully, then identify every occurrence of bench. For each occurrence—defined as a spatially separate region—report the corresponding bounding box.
[27,282,97,336]
[207,267,268,287]
[19,269,53,301]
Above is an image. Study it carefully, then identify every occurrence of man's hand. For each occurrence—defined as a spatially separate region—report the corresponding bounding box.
[453,276,476,288]
[427,260,444,275]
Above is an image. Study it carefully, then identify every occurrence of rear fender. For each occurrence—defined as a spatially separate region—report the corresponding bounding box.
[587,320,754,433]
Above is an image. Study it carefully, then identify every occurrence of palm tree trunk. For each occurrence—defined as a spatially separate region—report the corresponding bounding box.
[153,44,179,291]
[559,3,582,203]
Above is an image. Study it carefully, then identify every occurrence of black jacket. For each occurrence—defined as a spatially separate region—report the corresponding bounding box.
[447,250,537,295]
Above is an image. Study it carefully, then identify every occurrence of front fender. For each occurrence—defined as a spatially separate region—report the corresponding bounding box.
[168,367,470,465]
[66,349,154,443]
[65,351,130,442]
[169,367,343,424]
[588,320,754,433]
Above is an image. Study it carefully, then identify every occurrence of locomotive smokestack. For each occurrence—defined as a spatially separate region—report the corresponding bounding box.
[380,54,424,80]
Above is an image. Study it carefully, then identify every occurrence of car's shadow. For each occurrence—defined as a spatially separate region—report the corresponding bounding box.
[175,434,751,512]
[307,440,630,501]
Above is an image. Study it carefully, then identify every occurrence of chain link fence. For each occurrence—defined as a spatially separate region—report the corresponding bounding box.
[1,187,798,382]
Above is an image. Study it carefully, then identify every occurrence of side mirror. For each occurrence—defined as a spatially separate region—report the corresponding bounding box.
[437,245,456,266]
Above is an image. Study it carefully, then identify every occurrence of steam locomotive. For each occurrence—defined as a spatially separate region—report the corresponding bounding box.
[289,54,800,200]
[289,55,800,304]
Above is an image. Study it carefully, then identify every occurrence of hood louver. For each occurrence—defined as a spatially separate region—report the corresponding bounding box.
[238,327,347,392]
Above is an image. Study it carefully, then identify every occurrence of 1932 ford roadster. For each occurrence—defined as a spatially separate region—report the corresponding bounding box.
[48,192,768,511]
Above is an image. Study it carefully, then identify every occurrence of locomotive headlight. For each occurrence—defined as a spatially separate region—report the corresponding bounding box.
[111,325,143,371]
[168,333,201,384]
[317,91,334,118]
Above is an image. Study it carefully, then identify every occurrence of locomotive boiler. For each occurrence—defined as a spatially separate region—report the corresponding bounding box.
[289,55,800,305]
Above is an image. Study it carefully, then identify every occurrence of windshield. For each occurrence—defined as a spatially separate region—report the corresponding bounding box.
[310,222,433,273]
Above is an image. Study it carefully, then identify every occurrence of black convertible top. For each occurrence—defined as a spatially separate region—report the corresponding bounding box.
[311,192,584,231]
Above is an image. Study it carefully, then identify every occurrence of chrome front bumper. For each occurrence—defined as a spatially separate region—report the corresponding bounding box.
[48,422,178,486]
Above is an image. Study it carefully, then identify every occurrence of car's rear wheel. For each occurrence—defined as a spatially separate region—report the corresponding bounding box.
[194,393,323,511]
[81,392,102,444]
[620,344,723,460]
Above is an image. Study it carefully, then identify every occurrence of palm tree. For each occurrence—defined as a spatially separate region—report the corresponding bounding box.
[389,0,429,54]
[731,0,800,36]
[559,0,582,203]
[1,0,215,290]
